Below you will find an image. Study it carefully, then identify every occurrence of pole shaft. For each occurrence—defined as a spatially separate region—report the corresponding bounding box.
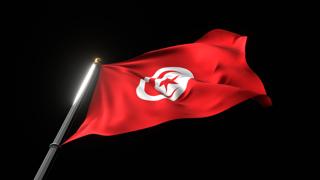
[34,62,100,180]
[34,98,82,180]
[34,147,58,180]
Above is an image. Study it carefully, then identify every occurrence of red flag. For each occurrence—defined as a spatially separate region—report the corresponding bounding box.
[64,29,271,143]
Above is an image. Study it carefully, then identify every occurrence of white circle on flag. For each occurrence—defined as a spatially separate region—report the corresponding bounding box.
[136,67,194,101]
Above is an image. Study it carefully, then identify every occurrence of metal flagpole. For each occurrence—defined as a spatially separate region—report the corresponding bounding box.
[34,58,102,180]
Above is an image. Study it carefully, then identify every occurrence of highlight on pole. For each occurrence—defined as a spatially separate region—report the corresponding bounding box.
[73,58,100,105]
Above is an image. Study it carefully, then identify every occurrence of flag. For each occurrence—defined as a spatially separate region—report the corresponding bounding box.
[64,29,271,143]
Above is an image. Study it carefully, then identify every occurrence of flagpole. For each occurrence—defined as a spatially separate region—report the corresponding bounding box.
[34,58,102,180]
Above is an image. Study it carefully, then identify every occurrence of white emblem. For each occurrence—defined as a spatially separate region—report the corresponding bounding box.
[136,67,194,101]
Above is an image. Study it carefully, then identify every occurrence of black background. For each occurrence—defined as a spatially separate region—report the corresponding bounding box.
[16,1,286,179]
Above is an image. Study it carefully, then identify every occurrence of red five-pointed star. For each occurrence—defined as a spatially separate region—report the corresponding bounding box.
[159,75,179,92]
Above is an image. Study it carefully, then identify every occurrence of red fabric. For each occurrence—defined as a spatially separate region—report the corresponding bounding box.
[64,29,271,144]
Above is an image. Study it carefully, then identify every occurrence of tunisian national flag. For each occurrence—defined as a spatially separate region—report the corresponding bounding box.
[64,29,271,143]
